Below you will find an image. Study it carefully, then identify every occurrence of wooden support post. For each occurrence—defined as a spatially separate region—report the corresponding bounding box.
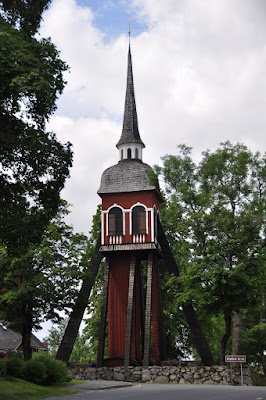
[97,257,110,367]
[139,263,145,358]
[56,234,102,364]
[124,254,136,367]
[151,257,160,362]
[152,258,166,362]
[156,263,166,361]
[157,217,215,366]
[143,251,153,367]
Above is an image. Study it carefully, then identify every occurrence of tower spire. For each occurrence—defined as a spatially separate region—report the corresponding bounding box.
[116,42,145,155]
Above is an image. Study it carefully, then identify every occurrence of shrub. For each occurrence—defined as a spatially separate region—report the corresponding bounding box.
[251,369,266,386]
[26,357,47,385]
[26,354,71,385]
[6,356,25,378]
[0,359,7,377]
[42,356,71,385]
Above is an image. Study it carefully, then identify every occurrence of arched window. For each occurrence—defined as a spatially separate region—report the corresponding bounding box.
[135,148,139,159]
[121,149,124,160]
[127,148,132,159]
[132,206,146,235]
[108,207,123,236]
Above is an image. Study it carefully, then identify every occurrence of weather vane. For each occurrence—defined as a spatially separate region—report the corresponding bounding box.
[128,17,131,43]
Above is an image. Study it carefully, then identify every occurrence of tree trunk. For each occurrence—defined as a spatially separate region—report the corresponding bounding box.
[22,307,33,361]
[232,311,243,355]
[220,313,232,365]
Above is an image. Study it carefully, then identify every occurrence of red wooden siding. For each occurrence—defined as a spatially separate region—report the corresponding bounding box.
[101,191,161,211]
[107,254,141,362]
[101,190,161,246]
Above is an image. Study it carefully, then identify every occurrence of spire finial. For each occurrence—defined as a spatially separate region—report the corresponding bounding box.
[128,18,131,44]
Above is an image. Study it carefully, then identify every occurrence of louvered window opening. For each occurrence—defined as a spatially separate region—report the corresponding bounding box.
[132,206,146,235]
[108,207,123,236]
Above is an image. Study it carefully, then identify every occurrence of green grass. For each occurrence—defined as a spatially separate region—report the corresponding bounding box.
[0,378,80,400]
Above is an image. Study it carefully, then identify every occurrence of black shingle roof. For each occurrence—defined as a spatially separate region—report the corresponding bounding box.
[116,45,145,148]
[98,159,160,195]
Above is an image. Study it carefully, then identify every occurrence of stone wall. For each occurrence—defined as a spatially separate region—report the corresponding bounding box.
[68,365,253,386]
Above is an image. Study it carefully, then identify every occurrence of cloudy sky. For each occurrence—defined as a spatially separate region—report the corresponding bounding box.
[36,0,266,340]
[39,0,266,238]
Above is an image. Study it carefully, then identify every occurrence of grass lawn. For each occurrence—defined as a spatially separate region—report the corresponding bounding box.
[0,378,81,400]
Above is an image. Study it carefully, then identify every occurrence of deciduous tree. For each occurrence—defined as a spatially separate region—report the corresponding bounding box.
[0,2,71,256]
[0,202,89,360]
[156,142,265,364]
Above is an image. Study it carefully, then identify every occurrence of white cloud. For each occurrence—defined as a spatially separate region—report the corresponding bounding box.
[47,114,120,234]
[40,0,266,234]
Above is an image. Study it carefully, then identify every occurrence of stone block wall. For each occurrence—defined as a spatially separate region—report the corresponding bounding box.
[68,364,253,386]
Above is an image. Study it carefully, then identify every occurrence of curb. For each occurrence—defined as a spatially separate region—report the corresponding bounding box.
[65,380,132,391]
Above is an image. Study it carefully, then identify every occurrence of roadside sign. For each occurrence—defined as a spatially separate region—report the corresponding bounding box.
[225,355,246,363]
[225,355,246,385]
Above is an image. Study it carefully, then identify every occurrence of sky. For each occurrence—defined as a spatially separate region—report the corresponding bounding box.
[37,0,266,338]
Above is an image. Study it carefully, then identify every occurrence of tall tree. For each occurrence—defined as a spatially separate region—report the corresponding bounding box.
[241,245,266,375]
[0,0,51,36]
[0,2,72,257]
[0,202,89,360]
[156,142,265,364]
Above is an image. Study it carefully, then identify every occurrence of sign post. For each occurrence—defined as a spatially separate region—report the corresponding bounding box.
[225,355,246,385]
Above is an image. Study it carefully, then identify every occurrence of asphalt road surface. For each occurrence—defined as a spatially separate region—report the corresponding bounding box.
[43,383,266,400]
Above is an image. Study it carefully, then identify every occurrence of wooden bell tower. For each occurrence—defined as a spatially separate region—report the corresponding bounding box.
[97,45,166,367]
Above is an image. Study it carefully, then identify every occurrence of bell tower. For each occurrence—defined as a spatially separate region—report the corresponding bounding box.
[97,44,165,367]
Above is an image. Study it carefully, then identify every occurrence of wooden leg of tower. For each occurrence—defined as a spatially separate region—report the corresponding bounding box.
[124,254,136,367]
[157,268,166,361]
[139,263,145,359]
[143,251,153,367]
[151,257,160,362]
[152,257,166,362]
[97,257,110,367]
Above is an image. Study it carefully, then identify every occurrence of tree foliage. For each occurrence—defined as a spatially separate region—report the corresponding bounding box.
[0,202,89,360]
[0,0,51,36]
[156,142,265,365]
[0,3,71,256]
[44,318,92,364]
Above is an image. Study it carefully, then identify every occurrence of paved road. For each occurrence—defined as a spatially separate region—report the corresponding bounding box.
[42,382,266,400]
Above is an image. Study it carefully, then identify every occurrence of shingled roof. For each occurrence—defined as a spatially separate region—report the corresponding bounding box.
[98,159,160,195]
[116,45,145,148]
[0,322,47,352]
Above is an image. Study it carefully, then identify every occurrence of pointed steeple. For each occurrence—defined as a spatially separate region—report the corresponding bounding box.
[116,45,145,150]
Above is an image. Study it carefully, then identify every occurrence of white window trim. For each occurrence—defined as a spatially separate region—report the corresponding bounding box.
[129,202,152,235]
[102,203,153,238]
[104,204,125,236]
[101,212,104,245]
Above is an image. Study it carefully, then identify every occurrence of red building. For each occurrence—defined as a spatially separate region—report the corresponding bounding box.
[97,45,165,367]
